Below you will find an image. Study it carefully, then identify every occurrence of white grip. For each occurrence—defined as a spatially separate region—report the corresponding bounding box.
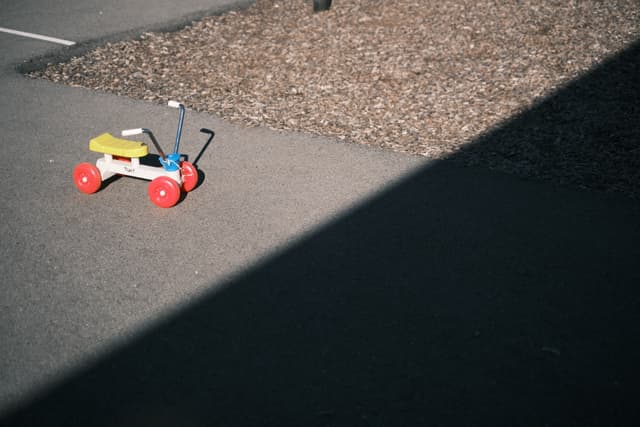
[168,100,182,108]
[122,128,143,136]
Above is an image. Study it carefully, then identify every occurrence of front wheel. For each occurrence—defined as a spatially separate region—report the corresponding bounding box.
[73,162,102,194]
[148,176,181,208]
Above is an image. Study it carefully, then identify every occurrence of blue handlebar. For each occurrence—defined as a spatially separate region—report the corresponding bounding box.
[173,103,185,154]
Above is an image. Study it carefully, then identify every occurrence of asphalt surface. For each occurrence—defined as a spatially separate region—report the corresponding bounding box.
[1,1,639,426]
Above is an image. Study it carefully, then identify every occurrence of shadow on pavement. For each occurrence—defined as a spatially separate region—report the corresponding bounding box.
[3,41,640,427]
[456,40,640,199]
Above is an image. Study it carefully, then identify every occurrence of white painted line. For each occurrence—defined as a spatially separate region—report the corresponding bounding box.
[0,26,75,46]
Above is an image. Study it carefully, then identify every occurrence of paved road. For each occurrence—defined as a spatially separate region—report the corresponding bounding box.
[0,0,423,415]
[1,1,639,425]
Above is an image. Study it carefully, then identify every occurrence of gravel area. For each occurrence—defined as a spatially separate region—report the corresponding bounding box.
[32,0,640,197]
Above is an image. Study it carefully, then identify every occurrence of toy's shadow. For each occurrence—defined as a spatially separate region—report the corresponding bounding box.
[195,169,205,191]
[98,174,123,190]
[139,154,162,168]
[192,128,215,168]
[181,128,214,197]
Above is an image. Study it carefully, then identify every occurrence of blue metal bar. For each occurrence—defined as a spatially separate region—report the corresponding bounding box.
[173,104,185,154]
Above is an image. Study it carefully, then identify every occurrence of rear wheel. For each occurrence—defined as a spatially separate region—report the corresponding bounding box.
[148,176,180,208]
[73,162,102,194]
[180,161,198,192]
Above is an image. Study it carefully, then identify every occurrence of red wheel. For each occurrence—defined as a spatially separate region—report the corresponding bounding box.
[180,161,198,192]
[73,162,102,194]
[148,176,180,208]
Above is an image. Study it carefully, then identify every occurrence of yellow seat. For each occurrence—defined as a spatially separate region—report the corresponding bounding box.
[89,133,149,158]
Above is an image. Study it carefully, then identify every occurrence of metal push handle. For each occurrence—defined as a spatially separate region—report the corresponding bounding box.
[168,100,185,154]
[122,128,167,160]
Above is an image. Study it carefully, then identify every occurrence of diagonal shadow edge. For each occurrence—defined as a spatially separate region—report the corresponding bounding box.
[454,38,640,199]
[2,41,640,427]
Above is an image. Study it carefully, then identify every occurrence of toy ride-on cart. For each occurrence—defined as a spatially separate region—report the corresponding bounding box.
[73,101,214,208]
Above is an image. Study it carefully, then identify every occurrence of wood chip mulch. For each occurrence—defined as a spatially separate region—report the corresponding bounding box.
[31,0,640,198]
